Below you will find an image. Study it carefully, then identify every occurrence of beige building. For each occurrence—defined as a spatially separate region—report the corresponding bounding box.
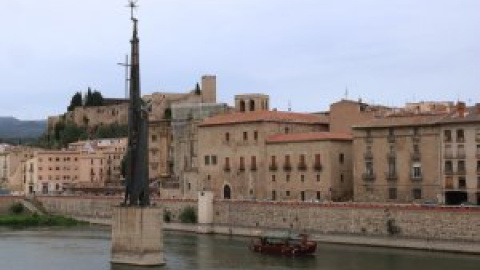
[265,132,353,202]
[439,104,480,205]
[196,108,329,200]
[352,114,445,203]
[2,146,39,193]
[24,138,126,195]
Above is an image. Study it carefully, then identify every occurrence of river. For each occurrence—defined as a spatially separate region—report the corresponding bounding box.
[0,226,479,270]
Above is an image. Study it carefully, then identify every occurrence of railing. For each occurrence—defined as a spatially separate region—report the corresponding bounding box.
[364,152,373,160]
[362,173,376,181]
[385,172,398,181]
[297,164,307,171]
[410,174,423,181]
[444,169,454,175]
[269,164,278,171]
[223,165,231,172]
[283,164,292,172]
[411,152,421,162]
[365,137,373,143]
[313,163,323,172]
[456,152,466,159]
[444,152,454,159]
[250,165,257,171]
[387,135,395,143]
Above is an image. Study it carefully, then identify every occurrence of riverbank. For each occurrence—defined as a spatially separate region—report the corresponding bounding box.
[0,214,85,227]
[69,215,480,255]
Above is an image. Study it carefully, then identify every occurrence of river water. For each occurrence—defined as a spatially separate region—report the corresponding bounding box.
[0,226,479,270]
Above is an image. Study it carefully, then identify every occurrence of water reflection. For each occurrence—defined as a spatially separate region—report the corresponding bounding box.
[0,227,479,270]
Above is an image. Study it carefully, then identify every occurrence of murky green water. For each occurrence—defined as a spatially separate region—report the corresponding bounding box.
[0,227,479,270]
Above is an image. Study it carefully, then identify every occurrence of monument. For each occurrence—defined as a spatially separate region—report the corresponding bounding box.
[111,1,164,266]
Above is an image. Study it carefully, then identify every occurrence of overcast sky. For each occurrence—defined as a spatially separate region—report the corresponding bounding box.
[1,0,479,120]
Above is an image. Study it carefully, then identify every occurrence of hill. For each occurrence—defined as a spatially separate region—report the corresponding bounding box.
[0,117,46,139]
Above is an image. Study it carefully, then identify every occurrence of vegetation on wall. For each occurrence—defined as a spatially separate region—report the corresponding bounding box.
[179,206,197,224]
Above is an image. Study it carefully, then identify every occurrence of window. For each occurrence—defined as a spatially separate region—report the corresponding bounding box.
[284,155,292,171]
[239,157,245,171]
[459,177,466,189]
[301,175,305,182]
[270,156,277,170]
[254,131,258,141]
[286,174,290,182]
[272,190,276,201]
[243,132,248,141]
[365,161,374,175]
[457,145,465,158]
[388,188,397,200]
[412,163,422,179]
[300,191,305,201]
[285,127,290,134]
[272,175,276,182]
[316,191,321,200]
[477,145,480,156]
[444,130,452,142]
[387,157,396,177]
[458,160,466,173]
[412,189,422,200]
[478,177,480,189]
[445,177,453,189]
[477,161,480,173]
[251,156,257,171]
[476,128,480,142]
[152,135,157,142]
[457,129,465,142]
[339,153,345,164]
[224,157,230,171]
[298,154,307,170]
[340,174,344,183]
[225,132,230,142]
[445,161,453,174]
[211,155,217,165]
[314,154,322,171]
[316,175,320,182]
[286,191,290,197]
[204,156,210,165]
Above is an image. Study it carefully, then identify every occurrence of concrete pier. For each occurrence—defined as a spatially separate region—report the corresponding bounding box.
[111,206,164,266]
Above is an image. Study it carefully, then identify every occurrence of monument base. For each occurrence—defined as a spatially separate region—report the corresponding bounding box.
[111,206,165,266]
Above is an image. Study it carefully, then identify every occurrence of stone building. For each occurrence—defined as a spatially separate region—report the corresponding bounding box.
[265,132,353,202]
[196,108,329,200]
[325,99,392,134]
[1,146,39,193]
[352,114,445,203]
[438,103,480,205]
[24,138,126,195]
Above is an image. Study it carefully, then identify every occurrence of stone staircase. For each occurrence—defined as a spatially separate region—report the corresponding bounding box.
[21,197,48,215]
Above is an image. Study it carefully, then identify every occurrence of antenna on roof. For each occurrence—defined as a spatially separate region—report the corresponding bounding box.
[288,100,292,112]
[345,86,349,100]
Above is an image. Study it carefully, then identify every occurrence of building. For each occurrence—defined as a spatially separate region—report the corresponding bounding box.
[352,114,446,203]
[265,132,353,202]
[438,103,480,205]
[195,97,330,200]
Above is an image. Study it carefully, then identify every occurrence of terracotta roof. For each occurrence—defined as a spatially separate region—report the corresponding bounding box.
[267,132,352,144]
[437,106,480,124]
[199,111,329,127]
[352,114,447,129]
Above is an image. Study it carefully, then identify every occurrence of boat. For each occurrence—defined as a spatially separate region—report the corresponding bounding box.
[250,232,317,256]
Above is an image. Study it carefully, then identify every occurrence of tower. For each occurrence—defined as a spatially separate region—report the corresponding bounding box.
[201,75,217,103]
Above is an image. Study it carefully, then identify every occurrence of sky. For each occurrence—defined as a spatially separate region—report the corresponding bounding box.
[1,0,479,120]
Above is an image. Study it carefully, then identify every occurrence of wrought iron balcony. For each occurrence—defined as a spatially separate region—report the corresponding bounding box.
[313,163,323,172]
[297,163,307,171]
[385,172,398,181]
[250,165,257,171]
[411,152,421,162]
[283,164,292,172]
[364,152,373,160]
[269,164,278,171]
[362,173,376,181]
[456,152,466,159]
[410,174,423,181]
[223,165,231,172]
[444,169,454,175]
[456,168,466,175]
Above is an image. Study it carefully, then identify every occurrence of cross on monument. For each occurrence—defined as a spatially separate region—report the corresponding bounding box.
[127,0,139,20]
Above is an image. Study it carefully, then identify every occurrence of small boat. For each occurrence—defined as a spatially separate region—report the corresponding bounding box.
[250,232,317,256]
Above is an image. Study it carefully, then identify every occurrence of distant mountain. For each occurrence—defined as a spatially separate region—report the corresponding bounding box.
[0,117,46,139]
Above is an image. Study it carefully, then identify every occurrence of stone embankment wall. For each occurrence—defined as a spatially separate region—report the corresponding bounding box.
[30,196,480,242]
[0,196,21,214]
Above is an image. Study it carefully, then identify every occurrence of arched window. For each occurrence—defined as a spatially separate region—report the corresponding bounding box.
[223,185,232,199]
[239,100,246,112]
[249,100,255,111]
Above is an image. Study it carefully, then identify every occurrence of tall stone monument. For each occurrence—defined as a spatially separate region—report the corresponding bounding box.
[111,1,164,266]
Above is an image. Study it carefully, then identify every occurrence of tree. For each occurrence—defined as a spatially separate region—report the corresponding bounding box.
[84,87,93,106]
[194,83,201,95]
[91,90,104,106]
[59,123,88,146]
[67,92,83,111]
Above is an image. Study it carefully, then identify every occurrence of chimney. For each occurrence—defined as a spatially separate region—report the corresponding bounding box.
[457,102,466,118]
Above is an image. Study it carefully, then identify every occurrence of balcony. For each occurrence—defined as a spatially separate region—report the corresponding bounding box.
[223,165,231,172]
[456,152,466,159]
[385,172,398,181]
[444,169,454,176]
[297,163,307,171]
[269,164,278,171]
[313,163,323,172]
[386,152,396,159]
[444,152,454,159]
[283,164,292,172]
[411,152,421,162]
[365,137,373,144]
[476,152,480,159]
[410,174,423,181]
[238,166,245,172]
[250,165,257,172]
[412,135,421,143]
[362,173,376,181]
[364,152,373,160]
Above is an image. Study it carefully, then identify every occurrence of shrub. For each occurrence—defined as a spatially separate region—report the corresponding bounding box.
[163,210,172,223]
[179,206,197,224]
[9,203,25,215]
